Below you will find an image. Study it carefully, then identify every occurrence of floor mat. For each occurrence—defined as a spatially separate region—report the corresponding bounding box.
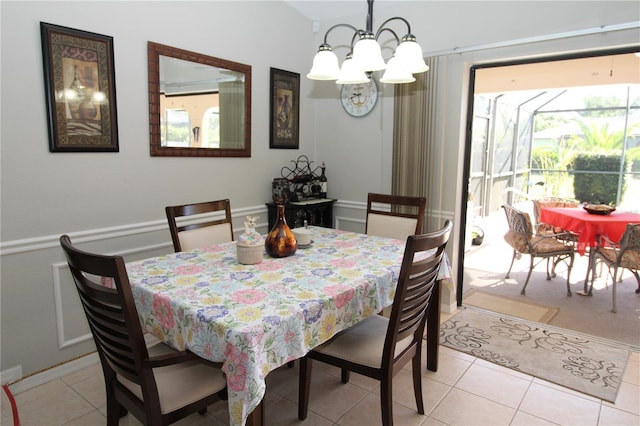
[463,288,559,323]
[440,307,630,403]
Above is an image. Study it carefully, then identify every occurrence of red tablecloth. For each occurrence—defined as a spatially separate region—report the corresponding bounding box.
[539,207,640,255]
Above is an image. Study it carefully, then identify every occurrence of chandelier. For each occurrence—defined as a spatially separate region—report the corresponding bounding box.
[307,0,428,84]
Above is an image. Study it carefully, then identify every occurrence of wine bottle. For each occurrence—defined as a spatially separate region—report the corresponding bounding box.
[319,162,327,198]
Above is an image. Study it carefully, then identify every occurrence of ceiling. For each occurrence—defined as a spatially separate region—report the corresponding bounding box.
[283,0,407,23]
[475,53,640,94]
[283,2,640,96]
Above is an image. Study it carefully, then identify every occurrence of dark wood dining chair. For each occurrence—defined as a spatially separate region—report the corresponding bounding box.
[59,235,227,425]
[165,199,233,252]
[586,223,640,312]
[502,204,575,296]
[298,220,452,426]
[365,193,427,240]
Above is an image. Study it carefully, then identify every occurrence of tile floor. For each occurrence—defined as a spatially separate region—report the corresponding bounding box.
[2,321,639,426]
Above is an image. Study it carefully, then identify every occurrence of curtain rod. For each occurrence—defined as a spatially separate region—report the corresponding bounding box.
[424,21,640,57]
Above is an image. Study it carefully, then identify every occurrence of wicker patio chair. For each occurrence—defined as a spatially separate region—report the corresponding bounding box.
[586,223,640,312]
[502,204,576,296]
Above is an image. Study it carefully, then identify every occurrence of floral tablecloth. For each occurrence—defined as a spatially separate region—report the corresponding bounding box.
[127,227,450,426]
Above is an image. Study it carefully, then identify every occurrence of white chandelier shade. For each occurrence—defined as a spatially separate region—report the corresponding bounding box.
[394,37,429,74]
[307,0,428,85]
[379,56,416,84]
[335,56,370,85]
[306,47,341,80]
[352,34,387,72]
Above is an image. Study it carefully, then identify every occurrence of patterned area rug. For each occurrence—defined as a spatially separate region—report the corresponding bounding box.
[439,307,630,402]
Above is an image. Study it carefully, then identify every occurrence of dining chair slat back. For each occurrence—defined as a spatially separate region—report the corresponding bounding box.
[298,220,452,426]
[59,235,226,425]
[366,193,427,240]
[165,199,233,252]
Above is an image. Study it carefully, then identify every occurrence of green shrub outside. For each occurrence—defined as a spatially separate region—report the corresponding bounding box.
[570,153,626,205]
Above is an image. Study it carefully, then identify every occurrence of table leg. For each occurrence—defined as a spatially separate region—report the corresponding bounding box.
[426,280,441,372]
[577,249,595,296]
[246,400,264,426]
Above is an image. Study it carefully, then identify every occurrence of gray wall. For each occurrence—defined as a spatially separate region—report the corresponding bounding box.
[2,0,638,380]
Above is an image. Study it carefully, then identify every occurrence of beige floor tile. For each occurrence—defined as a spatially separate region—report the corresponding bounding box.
[321,364,379,392]
[61,363,101,386]
[623,354,640,386]
[379,367,451,416]
[264,363,299,399]
[531,376,601,403]
[205,398,231,424]
[337,392,426,426]
[437,345,476,363]
[69,373,105,408]
[265,394,332,426]
[10,382,95,426]
[62,409,105,425]
[1,385,18,424]
[422,352,472,386]
[172,412,227,425]
[304,369,368,422]
[598,404,640,426]
[421,417,448,426]
[519,382,601,425]
[510,411,556,425]
[429,387,516,425]
[115,413,144,425]
[603,380,640,416]
[455,362,531,408]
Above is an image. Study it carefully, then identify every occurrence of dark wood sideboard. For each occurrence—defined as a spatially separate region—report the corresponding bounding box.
[266,199,336,230]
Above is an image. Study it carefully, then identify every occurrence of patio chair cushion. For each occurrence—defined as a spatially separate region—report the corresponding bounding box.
[504,231,572,255]
[597,247,640,270]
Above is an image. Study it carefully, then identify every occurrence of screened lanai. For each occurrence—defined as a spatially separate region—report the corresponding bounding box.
[469,83,640,221]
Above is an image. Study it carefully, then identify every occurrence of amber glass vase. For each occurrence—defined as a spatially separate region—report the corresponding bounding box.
[265,204,297,258]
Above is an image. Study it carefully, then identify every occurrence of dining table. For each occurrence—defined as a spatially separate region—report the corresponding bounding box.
[126,226,452,426]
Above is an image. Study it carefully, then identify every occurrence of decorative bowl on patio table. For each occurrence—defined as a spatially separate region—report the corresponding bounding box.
[583,204,616,215]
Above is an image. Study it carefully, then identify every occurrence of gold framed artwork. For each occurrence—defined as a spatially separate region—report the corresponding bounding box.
[40,22,119,152]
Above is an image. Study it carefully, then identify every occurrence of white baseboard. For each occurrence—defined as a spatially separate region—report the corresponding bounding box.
[0,365,22,386]
[4,353,99,395]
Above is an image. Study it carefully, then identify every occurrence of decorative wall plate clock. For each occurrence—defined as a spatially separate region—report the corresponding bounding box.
[340,79,378,117]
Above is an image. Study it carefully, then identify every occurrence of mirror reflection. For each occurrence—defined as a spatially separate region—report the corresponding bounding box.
[148,42,251,157]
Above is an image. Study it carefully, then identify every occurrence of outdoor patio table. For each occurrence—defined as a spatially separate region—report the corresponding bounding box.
[539,207,640,294]
[126,226,452,426]
[539,207,640,256]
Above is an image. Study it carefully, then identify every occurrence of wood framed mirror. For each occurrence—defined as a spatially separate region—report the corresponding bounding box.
[148,42,251,157]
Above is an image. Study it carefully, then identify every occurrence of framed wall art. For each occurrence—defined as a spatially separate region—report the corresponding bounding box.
[40,22,119,152]
[269,68,299,149]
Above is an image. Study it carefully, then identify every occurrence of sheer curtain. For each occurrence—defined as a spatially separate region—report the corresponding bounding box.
[392,56,440,230]
[218,80,244,148]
